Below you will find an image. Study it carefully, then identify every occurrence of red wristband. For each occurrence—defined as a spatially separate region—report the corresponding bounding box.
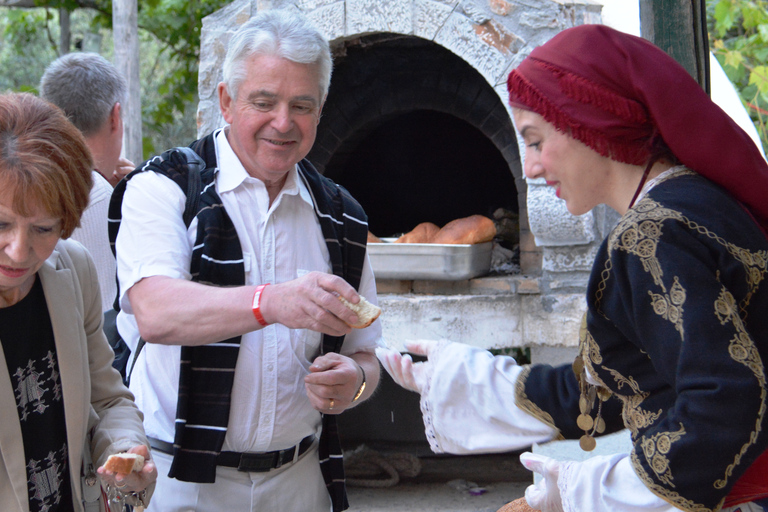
[252,284,270,327]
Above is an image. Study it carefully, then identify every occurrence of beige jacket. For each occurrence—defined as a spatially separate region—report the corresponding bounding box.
[0,239,151,512]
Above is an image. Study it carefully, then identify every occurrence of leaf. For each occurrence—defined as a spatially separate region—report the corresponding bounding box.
[750,66,768,94]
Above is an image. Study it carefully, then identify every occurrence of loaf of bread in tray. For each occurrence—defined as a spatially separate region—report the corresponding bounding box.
[431,214,496,244]
[394,222,440,243]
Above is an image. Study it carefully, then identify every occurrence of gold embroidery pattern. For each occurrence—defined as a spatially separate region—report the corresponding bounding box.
[640,425,686,487]
[514,365,564,440]
[604,367,662,437]
[712,287,767,489]
[648,276,686,339]
[681,219,767,320]
[631,450,712,512]
[580,314,603,369]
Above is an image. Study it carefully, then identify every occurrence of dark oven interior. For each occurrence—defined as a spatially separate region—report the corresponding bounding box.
[308,35,523,250]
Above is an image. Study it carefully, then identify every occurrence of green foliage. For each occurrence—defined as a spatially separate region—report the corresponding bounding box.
[134,0,230,154]
[708,0,768,153]
[489,347,531,365]
[0,0,228,157]
[0,9,57,93]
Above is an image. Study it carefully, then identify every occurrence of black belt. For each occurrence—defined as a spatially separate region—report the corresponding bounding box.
[147,434,315,473]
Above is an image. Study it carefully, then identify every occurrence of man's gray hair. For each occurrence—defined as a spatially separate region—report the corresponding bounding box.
[222,9,332,101]
[40,52,127,137]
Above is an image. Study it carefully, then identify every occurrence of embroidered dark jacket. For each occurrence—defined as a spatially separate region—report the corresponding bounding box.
[517,169,768,511]
[108,131,368,511]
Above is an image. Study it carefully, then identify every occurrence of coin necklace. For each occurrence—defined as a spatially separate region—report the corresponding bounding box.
[572,354,610,451]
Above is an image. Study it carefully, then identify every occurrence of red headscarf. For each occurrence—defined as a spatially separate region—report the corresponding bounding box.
[507,24,768,237]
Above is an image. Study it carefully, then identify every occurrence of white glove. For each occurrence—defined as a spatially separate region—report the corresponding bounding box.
[375,339,440,393]
[520,452,567,512]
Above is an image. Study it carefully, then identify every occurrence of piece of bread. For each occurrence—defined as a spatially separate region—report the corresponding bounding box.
[431,214,496,244]
[367,231,382,243]
[104,453,145,474]
[338,295,381,328]
[395,222,440,243]
[496,497,539,512]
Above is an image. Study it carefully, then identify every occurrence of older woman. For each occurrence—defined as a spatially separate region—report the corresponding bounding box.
[0,92,156,512]
[377,25,768,512]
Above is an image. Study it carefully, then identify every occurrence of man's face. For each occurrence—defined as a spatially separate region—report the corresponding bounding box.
[219,54,324,184]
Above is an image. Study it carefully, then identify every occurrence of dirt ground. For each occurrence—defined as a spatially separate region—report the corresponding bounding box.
[343,451,530,512]
[347,480,527,512]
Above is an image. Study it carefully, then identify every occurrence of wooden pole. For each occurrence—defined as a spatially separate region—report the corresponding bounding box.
[639,0,710,93]
[112,0,143,163]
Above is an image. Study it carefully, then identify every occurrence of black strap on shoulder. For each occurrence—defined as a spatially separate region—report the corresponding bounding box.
[112,142,210,386]
[175,147,205,227]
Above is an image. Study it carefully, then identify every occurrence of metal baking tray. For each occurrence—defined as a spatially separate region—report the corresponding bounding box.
[367,238,493,280]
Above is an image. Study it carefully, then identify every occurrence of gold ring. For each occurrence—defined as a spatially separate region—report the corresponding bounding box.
[329,398,335,410]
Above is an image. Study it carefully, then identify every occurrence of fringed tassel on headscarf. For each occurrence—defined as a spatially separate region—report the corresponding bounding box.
[507,66,652,165]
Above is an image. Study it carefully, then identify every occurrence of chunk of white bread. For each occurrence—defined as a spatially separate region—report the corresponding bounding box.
[338,295,381,328]
[104,453,145,474]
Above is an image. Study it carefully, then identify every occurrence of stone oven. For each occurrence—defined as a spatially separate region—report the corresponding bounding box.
[196,0,620,448]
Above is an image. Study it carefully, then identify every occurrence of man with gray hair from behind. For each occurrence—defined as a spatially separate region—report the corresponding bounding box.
[40,52,135,315]
[109,8,382,512]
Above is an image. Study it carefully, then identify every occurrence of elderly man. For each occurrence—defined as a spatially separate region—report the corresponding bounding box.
[110,9,382,512]
[40,52,135,313]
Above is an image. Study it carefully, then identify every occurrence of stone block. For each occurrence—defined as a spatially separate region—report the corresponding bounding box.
[469,276,515,294]
[542,244,599,273]
[520,293,584,347]
[305,2,346,41]
[530,345,578,366]
[527,181,597,246]
[433,11,510,86]
[346,0,413,35]
[414,0,455,40]
[375,280,414,295]
[516,277,540,294]
[378,294,524,350]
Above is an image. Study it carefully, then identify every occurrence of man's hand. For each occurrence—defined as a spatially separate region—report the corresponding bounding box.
[260,271,361,336]
[304,353,365,414]
[109,156,136,186]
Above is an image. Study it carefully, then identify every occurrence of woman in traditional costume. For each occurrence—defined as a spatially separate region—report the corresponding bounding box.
[377,24,768,512]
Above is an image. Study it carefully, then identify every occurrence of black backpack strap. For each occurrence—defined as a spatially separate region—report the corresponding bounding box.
[108,142,211,385]
[173,147,205,227]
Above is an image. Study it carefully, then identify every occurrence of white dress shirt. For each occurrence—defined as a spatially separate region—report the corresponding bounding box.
[116,128,382,452]
[71,170,116,312]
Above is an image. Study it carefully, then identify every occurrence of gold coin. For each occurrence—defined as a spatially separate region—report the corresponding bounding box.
[579,396,590,414]
[597,388,612,401]
[572,356,584,377]
[595,417,606,434]
[579,435,597,451]
[577,414,594,431]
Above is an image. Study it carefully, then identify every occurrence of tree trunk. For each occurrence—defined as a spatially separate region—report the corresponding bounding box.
[59,8,70,54]
[112,0,143,163]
